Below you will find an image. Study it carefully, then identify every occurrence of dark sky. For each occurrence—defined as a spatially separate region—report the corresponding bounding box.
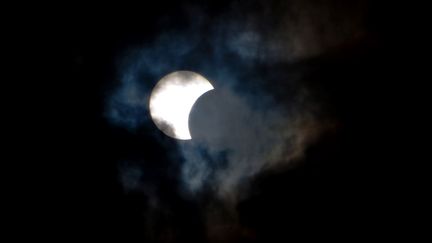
[13,0,413,242]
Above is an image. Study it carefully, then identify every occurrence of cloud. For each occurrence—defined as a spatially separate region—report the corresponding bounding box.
[107,0,359,201]
[108,0,363,240]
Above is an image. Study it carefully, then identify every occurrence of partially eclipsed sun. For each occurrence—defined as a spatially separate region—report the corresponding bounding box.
[149,71,214,140]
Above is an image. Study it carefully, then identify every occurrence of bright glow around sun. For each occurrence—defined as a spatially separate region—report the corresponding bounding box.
[149,71,214,140]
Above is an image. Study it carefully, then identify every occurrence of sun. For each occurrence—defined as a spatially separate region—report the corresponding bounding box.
[149,71,214,140]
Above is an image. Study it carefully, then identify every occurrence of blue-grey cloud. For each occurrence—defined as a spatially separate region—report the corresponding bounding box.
[108,0,360,204]
[105,1,367,241]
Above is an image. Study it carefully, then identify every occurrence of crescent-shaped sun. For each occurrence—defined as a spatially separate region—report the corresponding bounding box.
[149,71,214,140]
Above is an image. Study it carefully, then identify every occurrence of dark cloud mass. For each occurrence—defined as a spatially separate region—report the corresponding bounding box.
[103,0,369,241]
